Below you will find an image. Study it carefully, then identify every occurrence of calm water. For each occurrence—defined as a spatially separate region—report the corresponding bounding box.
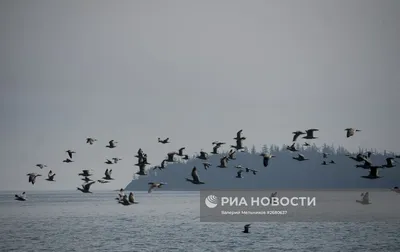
[0,191,399,252]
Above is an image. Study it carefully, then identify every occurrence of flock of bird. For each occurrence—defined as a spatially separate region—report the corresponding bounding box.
[15,128,400,205]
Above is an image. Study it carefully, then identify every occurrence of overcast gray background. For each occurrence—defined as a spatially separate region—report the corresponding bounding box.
[1,0,399,191]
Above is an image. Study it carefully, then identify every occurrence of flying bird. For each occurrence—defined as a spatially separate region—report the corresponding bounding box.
[78,170,93,177]
[292,131,305,142]
[293,154,309,161]
[234,130,246,140]
[27,173,41,185]
[86,138,97,145]
[260,153,275,167]
[105,159,114,165]
[112,157,122,163]
[227,149,236,160]
[63,158,73,163]
[302,129,319,139]
[148,182,167,193]
[286,143,298,152]
[345,128,361,138]
[186,167,204,184]
[153,159,168,170]
[382,158,396,168]
[217,156,229,168]
[236,169,243,178]
[77,181,95,193]
[177,147,186,156]
[196,151,209,160]
[66,150,75,159]
[106,140,118,148]
[158,137,170,144]
[243,224,251,233]
[97,180,110,184]
[36,164,47,169]
[103,169,113,180]
[202,162,211,170]
[211,142,225,154]
[46,170,56,181]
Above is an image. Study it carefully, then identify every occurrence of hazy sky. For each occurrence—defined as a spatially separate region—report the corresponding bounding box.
[1,0,399,191]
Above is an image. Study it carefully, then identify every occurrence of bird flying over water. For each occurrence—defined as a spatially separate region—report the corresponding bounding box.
[243,224,251,233]
[286,143,298,152]
[196,151,208,160]
[77,181,95,193]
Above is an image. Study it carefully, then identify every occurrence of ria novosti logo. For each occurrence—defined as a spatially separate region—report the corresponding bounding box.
[205,195,218,208]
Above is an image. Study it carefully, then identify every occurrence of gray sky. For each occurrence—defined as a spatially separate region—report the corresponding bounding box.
[1,0,399,191]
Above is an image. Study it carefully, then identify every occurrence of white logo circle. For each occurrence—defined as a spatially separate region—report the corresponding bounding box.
[205,195,218,208]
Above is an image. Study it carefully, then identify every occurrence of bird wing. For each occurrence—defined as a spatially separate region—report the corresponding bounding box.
[263,157,269,167]
[192,171,200,182]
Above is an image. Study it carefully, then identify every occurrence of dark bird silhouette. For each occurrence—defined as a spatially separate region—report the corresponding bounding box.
[153,159,168,170]
[245,168,258,175]
[27,173,41,185]
[135,148,144,159]
[321,161,328,165]
[302,129,319,139]
[177,147,186,156]
[112,157,122,163]
[236,169,243,178]
[211,142,225,154]
[103,169,113,180]
[234,130,246,140]
[148,182,167,193]
[196,151,208,160]
[356,156,383,179]
[260,153,275,167]
[77,181,95,193]
[292,131,305,142]
[15,192,26,201]
[81,176,93,183]
[217,156,229,168]
[231,138,245,151]
[63,158,73,163]
[286,143,298,152]
[136,163,147,176]
[243,224,251,233]
[36,164,47,169]
[158,137,170,144]
[86,138,97,145]
[203,162,211,170]
[186,167,204,184]
[329,160,336,164]
[105,159,114,165]
[293,154,309,161]
[382,158,396,168]
[227,149,236,160]
[166,152,178,162]
[78,170,93,177]
[97,179,109,184]
[66,150,75,159]
[345,128,361,138]
[106,140,117,148]
[46,170,56,181]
